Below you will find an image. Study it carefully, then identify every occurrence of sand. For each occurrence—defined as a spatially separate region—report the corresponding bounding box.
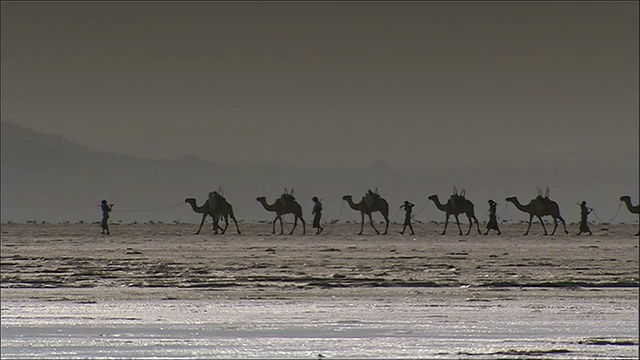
[1,222,638,302]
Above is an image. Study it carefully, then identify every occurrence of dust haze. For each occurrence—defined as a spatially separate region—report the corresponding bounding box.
[1,2,638,224]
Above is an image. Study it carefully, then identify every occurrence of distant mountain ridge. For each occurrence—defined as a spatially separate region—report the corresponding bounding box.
[1,121,638,225]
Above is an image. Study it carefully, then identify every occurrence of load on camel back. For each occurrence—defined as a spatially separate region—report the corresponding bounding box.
[207,189,227,210]
[364,188,382,208]
[535,187,555,209]
[450,186,467,208]
[280,188,297,206]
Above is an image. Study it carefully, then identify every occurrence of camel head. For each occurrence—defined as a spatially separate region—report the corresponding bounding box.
[620,195,631,202]
[342,195,352,202]
[256,196,266,202]
[427,194,438,202]
[185,198,196,204]
[505,196,516,203]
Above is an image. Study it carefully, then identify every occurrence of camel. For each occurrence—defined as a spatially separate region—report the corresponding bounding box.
[207,191,241,234]
[256,192,306,235]
[185,197,220,235]
[427,194,481,235]
[620,195,639,236]
[342,190,390,235]
[505,196,568,235]
[620,195,640,214]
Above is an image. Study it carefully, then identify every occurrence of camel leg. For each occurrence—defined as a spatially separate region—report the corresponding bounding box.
[368,213,380,234]
[524,215,534,235]
[383,216,389,235]
[454,215,463,235]
[537,215,548,235]
[442,214,450,235]
[465,214,480,235]
[558,216,568,234]
[211,218,218,234]
[359,213,365,235]
[221,215,229,234]
[301,217,306,235]
[550,217,558,236]
[212,214,222,234]
[473,216,481,235]
[289,216,298,235]
[230,212,241,234]
[195,214,207,235]
[271,216,278,234]
[279,216,285,235]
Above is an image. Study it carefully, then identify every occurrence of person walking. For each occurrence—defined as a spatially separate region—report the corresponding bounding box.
[100,199,114,235]
[400,200,415,235]
[485,199,501,235]
[312,196,323,234]
[577,200,593,235]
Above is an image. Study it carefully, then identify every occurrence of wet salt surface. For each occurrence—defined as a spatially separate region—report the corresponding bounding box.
[1,297,638,359]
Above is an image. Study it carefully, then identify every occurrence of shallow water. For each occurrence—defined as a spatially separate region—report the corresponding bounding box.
[2,224,638,358]
[1,297,638,359]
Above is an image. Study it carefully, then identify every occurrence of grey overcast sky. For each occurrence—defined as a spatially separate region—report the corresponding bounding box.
[2,1,638,168]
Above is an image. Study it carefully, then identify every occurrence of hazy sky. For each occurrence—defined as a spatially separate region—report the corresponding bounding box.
[2,1,638,168]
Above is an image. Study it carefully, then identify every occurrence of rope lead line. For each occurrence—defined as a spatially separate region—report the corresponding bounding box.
[111,202,185,213]
[497,202,509,220]
[413,200,430,218]
[591,202,623,224]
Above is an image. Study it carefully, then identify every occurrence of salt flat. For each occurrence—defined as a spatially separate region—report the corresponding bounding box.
[1,223,638,358]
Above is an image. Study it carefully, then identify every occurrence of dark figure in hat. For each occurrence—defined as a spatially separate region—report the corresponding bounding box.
[312,196,323,234]
[485,199,501,235]
[577,201,593,236]
[100,200,114,235]
[400,200,415,235]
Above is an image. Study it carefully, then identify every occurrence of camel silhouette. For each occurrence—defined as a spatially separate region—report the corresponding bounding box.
[256,192,306,235]
[427,194,481,235]
[342,190,390,235]
[207,191,241,234]
[185,197,221,235]
[620,195,639,236]
[505,195,568,235]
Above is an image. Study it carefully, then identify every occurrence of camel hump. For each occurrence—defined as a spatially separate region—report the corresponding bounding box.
[209,191,225,201]
[207,196,217,208]
[281,193,296,203]
[451,187,466,200]
[450,190,469,208]
[364,189,382,208]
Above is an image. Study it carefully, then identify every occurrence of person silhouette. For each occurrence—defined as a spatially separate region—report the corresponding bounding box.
[312,196,323,234]
[100,200,114,235]
[400,200,415,235]
[485,199,501,235]
[577,201,593,235]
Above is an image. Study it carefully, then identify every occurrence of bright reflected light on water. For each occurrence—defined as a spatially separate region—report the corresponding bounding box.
[1,297,638,359]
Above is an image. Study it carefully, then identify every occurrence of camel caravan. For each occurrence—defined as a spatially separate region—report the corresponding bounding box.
[184,187,640,236]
